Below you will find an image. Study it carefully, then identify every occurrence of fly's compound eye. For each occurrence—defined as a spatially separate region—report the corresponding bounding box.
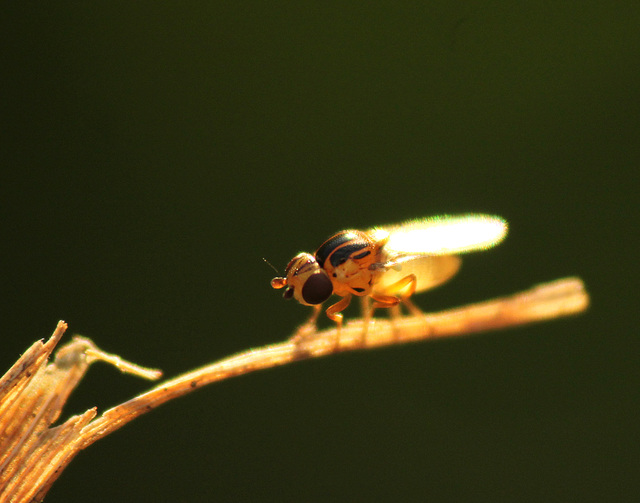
[301,272,333,305]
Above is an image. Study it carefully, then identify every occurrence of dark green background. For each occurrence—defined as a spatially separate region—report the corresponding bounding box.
[2,2,638,501]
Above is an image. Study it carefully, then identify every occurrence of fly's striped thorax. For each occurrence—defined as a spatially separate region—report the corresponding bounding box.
[314,231,372,268]
[314,230,384,297]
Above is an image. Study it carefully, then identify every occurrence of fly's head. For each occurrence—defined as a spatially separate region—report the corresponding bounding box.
[271,253,333,306]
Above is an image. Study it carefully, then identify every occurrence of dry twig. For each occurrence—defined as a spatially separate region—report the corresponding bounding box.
[0,277,589,502]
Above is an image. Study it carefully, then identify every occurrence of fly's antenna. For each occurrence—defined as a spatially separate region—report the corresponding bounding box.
[262,257,280,275]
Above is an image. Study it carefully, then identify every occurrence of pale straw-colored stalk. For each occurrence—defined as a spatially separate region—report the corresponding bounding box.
[0,277,589,502]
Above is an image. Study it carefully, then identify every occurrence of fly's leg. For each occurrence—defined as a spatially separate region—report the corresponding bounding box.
[358,296,375,346]
[325,294,352,351]
[400,296,424,317]
[357,293,403,345]
[291,304,323,342]
[387,274,426,317]
[387,274,432,338]
[368,293,402,340]
[379,274,421,313]
[374,274,427,337]
[369,294,401,312]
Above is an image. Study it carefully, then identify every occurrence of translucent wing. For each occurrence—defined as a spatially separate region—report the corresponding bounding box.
[369,215,506,295]
[372,255,462,295]
[370,214,508,256]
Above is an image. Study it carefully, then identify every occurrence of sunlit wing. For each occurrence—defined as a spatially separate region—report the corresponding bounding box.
[370,214,508,256]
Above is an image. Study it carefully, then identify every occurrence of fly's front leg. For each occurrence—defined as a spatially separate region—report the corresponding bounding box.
[291,304,323,342]
[325,294,352,350]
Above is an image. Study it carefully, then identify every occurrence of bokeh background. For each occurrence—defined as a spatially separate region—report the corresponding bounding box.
[2,2,638,501]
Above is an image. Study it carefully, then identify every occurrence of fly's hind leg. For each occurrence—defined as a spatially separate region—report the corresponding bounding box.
[366,272,424,342]
[375,274,428,338]
[380,274,423,315]
[400,296,424,317]
[386,274,433,339]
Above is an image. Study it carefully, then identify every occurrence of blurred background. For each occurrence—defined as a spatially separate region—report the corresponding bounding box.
[2,2,638,501]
